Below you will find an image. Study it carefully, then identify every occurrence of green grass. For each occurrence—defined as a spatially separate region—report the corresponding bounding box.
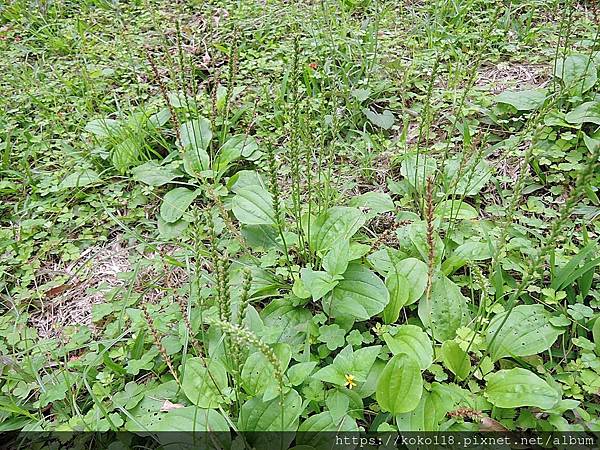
[1,0,600,446]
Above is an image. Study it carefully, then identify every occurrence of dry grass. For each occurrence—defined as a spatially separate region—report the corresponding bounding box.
[29,239,132,339]
[476,61,550,94]
[29,238,189,339]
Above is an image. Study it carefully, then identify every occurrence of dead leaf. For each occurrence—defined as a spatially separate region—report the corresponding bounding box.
[46,284,72,299]
[479,416,509,432]
[160,400,185,412]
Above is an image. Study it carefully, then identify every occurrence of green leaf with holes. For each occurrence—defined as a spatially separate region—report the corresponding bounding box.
[376,353,423,414]
[484,368,560,409]
[418,275,470,342]
[486,304,564,362]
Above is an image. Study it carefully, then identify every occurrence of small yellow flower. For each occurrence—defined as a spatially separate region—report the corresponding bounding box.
[344,374,357,389]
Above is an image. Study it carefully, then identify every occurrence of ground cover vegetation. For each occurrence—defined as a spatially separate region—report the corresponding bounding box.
[1,0,600,448]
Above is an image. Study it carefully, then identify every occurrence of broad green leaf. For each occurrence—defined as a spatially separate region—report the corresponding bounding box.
[351,345,382,380]
[158,217,189,240]
[241,344,291,396]
[287,362,318,386]
[324,263,389,321]
[221,134,259,159]
[301,268,341,301]
[168,91,193,108]
[593,317,600,354]
[159,187,199,223]
[382,269,409,324]
[393,258,428,306]
[441,340,471,381]
[495,89,547,111]
[484,368,560,409]
[124,381,178,429]
[565,101,600,125]
[395,384,454,431]
[354,359,385,399]
[363,108,395,130]
[152,406,227,431]
[307,207,366,254]
[486,304,564,362]
[85,118,120,137]
[313,345,381,386]
[260,299,313,346]
[376,353,423,414]
[297,411,358,448]
[435,200,478,220]
[59,169,100,190]
[228,170,267,193]
[232,185,276,225]
[238,390,303,431]
[181,118,212,176]
[112,137,141,173]
[400,153,437,192]
[367,247,407,276]
[181,358,228,408]
[383,325,433,370]
[148,108,171,127]
[322,239,351,276]
[418,275,470,342]
[444,158,492,196]
[214,135,260,171]
[584,133,600,153]
[241,225,297,251]
[348,191,395,215]
[152,407,230,449]
[555,54,598,94]
[180,118,212,151]
[404,222,444,265]
[351,88,371,102]
[348,242,371,260]
[443,240,493,274]
[132,161,180,186]
[453,240,492,261]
